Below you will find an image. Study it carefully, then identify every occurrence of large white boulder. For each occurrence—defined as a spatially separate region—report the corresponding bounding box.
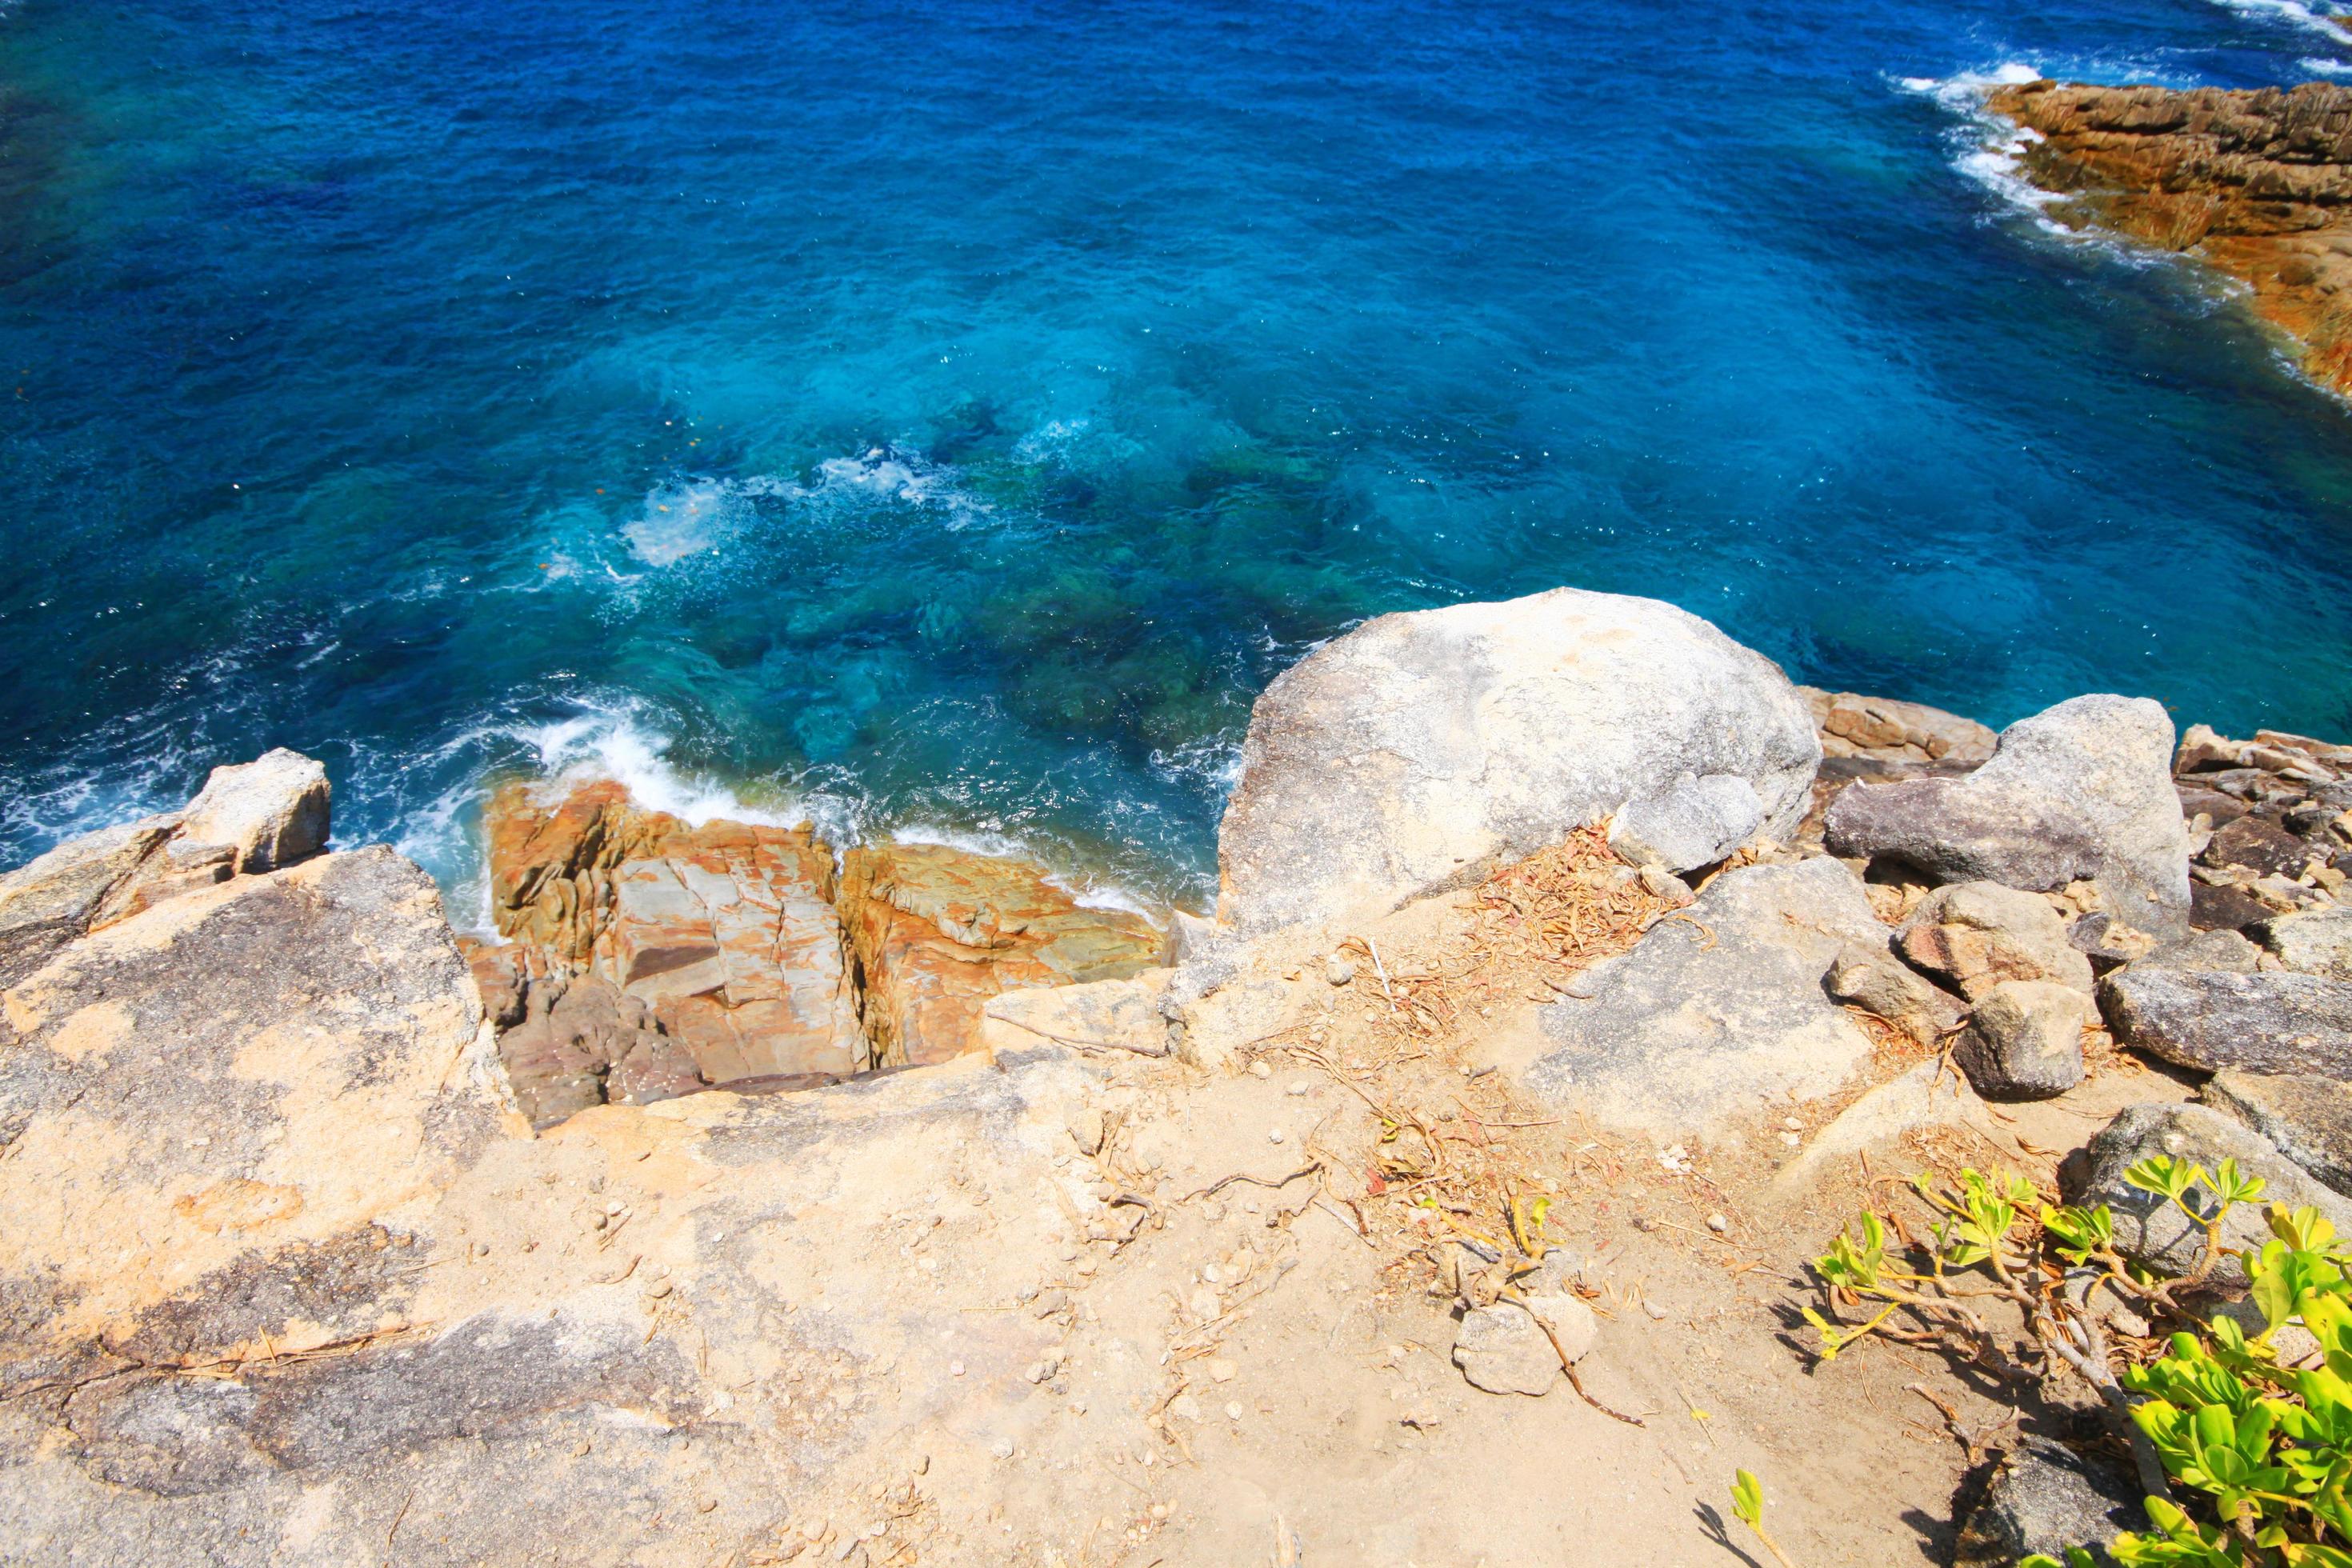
[1214,589,1821,933]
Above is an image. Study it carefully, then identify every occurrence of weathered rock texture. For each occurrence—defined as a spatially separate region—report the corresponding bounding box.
[838,842,1165,1067]
[2101,966,2352,1077]
[1216,587,1820,934]
[179,748,331,874]
[0,806,1140,1566]
[1987,79,2352,397]
[1954,1436,2138,1568]
[1526,857,1883,1135]
[1826,695,2191,936]
[482,781,1165,1118]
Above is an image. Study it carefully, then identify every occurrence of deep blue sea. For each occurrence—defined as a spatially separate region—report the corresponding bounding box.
[6,0,2352,918]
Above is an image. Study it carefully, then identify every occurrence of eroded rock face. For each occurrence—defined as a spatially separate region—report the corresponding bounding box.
[0,802,1128,1565]
[1215,587,1820,934]
[1986,79,2352,397]
[838,842,1166,1067]
[481,782,1166,1107]
[1826,695,2191,936]
[1525,857,1883,1136]
[485,780,865,1089]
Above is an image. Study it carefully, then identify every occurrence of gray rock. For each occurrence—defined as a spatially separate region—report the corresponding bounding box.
[2256,906,2352,981]
[1451,1294,1593,1396]
[2203,1070,2352,1198]
[2146,928,2262,974]
[1216,587,1819,933]
[1954,1437,2138,1568]
[1898,881,2094,1000]
[178,749,330,874]
[1954,980,2088,1099]
[2100,967,2352,1078]
[1607,771,1765,874]
[1826,937,1966,1046]
[1526,858,1883,1136]
[1825,695,2191,937]
[2070,1103,2352,1284]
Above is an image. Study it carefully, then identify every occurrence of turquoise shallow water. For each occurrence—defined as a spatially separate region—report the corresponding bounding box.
[6,0,2352,914]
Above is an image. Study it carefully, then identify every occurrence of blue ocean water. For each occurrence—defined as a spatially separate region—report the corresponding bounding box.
[5,0,2352,916]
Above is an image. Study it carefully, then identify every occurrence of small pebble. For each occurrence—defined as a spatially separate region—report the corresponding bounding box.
[1249,1061,1272,1079]
[1224,1401,1244,1421]
[1151,1502,1171,1521]
[590,1213,608,1230]
[1268,1129,1286,1145]
[950,1360,966,1378]
[646,1278,673,1299]
[1285,1082,1309,1098]
[1706,1214,1728,1234]
[990,1437,1017,1460]
[1208,1358,1238,1383]
[1325,954,1356,986]
[1781,1115,1802,1131]
[696,1498,718,1514]
[604,1200,624,1216]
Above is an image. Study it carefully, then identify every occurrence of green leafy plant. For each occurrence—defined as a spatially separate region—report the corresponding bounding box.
[1812,1158,2352,1565]
[1729,1467,1798,1568]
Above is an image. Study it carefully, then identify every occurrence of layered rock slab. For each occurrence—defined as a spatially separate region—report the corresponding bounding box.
[837,842,1165,1067]
[1215,586,1819,934]
[1524,857,1884,1136]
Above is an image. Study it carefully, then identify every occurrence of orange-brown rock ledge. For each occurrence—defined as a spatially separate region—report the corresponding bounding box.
[468,779,1167,1127]
[1987,78,2352,394]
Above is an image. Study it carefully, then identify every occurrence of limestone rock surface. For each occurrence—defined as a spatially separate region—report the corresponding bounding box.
[1525,857,1882,1136]
[1216,587,1819,933]
[1826,695,2191,935]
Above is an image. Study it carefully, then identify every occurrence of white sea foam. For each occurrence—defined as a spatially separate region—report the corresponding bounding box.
[2211,0,2352,44]
[1148,734,1246,800]
[1898,64,2077,234]
[2302,54,2352,72]
[614,446,987,568]
[511,708,803,828]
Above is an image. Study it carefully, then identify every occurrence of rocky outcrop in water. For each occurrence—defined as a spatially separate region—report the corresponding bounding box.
[475,780,1166,1125]
[1986,78,2352,395]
